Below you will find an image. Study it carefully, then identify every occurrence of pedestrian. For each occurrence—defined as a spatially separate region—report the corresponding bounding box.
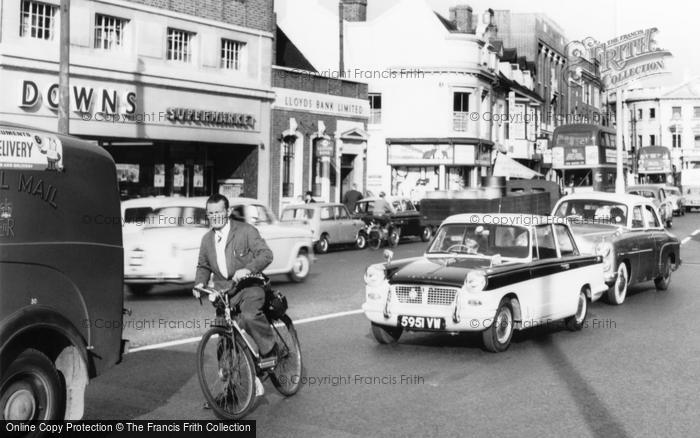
[342,182,363,212]
[192,194,276,402]
[304,191,316,203]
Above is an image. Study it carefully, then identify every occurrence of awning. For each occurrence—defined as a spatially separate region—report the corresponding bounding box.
[492,153,543,179]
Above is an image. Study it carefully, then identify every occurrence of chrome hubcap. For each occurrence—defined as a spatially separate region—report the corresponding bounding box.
[294,256,309,276]
[616,265,627,299]
[4,388,36,421]
[495,308,513,344]
[576,293,587,323]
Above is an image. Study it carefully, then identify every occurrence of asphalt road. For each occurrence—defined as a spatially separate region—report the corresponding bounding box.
[85,216,700,437]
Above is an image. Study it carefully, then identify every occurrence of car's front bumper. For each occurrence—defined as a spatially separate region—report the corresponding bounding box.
[362,302,498,331]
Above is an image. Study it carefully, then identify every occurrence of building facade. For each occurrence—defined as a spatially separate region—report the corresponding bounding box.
[1,0,274,200]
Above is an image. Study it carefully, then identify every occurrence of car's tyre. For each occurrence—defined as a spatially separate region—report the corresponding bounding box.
[681,207,685,216]
[371,323,402,344]
[315,236,329,254]
[607,262,628,305]
[288,250,310,283]
[0,349,64,423]
[420,226,433,242]
[565,287,589,331]
[654,256,673,291]
[355,232,367,250]
[666,219,672,228]
[686,206,692,213]
[388,229,400,248]
[128,284,152,296]
[482,299,514,353]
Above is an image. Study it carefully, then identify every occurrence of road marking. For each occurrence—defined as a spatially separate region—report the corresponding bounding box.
[682,236,692,245]
[692,229,700,236]
[128,308,364,353]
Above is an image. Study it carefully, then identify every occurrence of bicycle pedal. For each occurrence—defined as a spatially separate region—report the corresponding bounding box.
[259,357,277,369]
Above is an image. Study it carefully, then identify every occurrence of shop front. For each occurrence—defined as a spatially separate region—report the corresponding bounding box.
[386,139,493,202]
[2,70,272,200]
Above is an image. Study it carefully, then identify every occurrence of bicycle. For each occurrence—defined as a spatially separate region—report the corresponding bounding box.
[366,216,400,250]
[194,276,302,419]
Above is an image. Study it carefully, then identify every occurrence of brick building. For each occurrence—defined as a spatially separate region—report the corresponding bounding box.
[1,0,274,200]
[270,26,369,214]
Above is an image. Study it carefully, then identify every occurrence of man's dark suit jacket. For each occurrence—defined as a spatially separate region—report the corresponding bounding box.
[195,219,273,288]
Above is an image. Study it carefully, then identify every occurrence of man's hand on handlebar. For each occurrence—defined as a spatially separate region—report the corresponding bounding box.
[193,283,204,299]
[232,268,252,283]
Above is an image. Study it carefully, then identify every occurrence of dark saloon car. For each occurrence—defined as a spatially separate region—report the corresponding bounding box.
[353,196,433,242]
[552,192,681,305]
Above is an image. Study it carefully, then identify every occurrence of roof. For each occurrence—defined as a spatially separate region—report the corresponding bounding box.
[442,213,555,227]
[122,196,264,209]
[275,26,317,71]
[557,192,650,206]
[434,11,457,31]
[282,202,346,209]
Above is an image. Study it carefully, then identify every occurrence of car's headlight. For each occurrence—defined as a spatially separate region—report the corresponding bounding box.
[364,264,387,288]
[464,270,486,293]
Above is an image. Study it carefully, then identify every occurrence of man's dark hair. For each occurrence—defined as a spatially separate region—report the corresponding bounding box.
[305,191,313,196]
[206,193,229,209]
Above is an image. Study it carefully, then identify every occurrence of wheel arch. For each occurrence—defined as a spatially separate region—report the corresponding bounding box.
[501,293,522,328]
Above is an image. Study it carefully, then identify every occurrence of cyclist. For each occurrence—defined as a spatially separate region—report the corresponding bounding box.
[192,194,277,400]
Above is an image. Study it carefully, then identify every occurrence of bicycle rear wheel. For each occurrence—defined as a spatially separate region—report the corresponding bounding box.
[197,327,256,419]
[368,229,382,250]
[269,315,303,396]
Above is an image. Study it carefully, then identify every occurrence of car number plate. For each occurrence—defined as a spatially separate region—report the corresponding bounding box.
[398,315,445,330]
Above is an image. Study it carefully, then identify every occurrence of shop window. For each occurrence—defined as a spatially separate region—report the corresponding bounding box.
[453,92,470,131]
[221,38,245,70]
[282,136,295,197]
[94,14,127,50]
[20,0,57,40]
[369,94,382,124]
[167,28,194,63]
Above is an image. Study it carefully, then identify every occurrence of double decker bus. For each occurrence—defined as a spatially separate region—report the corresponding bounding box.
[637,146,675,185]
[551,124,627,193]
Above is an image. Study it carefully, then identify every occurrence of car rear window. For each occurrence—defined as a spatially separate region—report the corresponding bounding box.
[281,208,314,220]
[124,207,154,223]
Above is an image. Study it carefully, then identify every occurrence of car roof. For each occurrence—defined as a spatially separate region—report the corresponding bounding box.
[282,202,346,209]
[556,191,648,206]
[441,213,555,227]
[357,196,409,202]
[627,185,662,192]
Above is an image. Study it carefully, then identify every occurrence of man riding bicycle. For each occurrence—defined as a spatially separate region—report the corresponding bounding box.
[192,194,276,399]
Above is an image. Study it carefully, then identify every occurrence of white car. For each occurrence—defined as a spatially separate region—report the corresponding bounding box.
[123,196,314,294]
[362,214,608,352]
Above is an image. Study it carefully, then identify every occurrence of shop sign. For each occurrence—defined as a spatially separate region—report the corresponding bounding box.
[19,80,136,116]
[273,88,369,118]
[388,144,453,165]
[315,139,334,157]
[564,147,586,165]
[165,108,255,129]
[0,128,63,171]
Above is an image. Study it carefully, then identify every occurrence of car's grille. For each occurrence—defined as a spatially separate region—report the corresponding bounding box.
[393,285,457,306]
[128,249,145,266]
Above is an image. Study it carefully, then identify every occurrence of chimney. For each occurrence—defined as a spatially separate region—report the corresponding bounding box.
[449,5,473,33]
[341,0,367,22]
[484,8,498,40]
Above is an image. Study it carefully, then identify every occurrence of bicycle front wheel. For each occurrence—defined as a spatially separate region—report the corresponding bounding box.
[197,327,256,419]
[269,315,303,396]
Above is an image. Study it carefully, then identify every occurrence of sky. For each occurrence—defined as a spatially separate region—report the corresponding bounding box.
[303,0,700,88]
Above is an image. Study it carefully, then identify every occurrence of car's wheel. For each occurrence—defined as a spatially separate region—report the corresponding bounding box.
[355,232,367,250]
[388,229,400,247]
[288,250,310,283]
[681,207,685,216]
[315,236,329,254]
[371,323,402,344]
[565,287,589,331]
[666,219,672,228]
[654,256,673,291]
[420,226,433,242]
[128,284,152,296]
[685,206,692,213]
[0,349,64,423]
[482,299,514,353]
[607,262,628,305]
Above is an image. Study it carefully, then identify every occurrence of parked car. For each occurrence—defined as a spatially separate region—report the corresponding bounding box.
[1,123,126,421]
[552,192,681,305]
[280,202,367,253]
[362,214,607,352]
[123,196,314,294]
[121,196,167,235]
[662,185,685,216]
[353,196,433,242]
[626,185,673,227]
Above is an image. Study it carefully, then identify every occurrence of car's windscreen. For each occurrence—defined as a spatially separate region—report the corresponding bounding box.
[666,188,680,195]
[428,224,530,258]
[124,207,154,223]
[627,190,656,199]
[145,206,208,228]
[554,200,628,225]
[281,208,314,220]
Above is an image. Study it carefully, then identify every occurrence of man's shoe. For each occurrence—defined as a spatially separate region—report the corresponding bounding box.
[255,376,265,397]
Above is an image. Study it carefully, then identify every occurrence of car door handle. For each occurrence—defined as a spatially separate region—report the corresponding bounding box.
[561,263,570,270]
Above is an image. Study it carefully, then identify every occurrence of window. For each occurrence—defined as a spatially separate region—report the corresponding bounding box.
[643,205,660,228]
[369,94,381,124]
[453,92,470,131]
[650,135,655,146]
[649,108,655,119]
[221,38,244,70]
[554,224,578,256]
[695,107,700,119]
[672,106,682,119]
[631,206,644,229]
[94,14,127,50]
[535,225,557,259]
[282,136,295,197]
[638,135,642,147]
[672,134,682,149]
[320,207,333,220]
[336,206,350,219]
[637,109,643,120]
[167,28,194,63]
[20,0,58,40]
